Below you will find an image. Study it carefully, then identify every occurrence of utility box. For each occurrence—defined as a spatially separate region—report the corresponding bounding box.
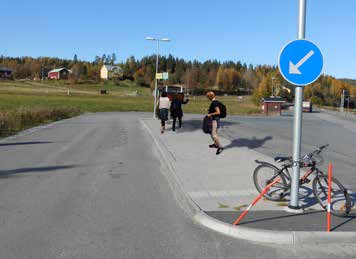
[262,97,286,116]
[302,101,313,112]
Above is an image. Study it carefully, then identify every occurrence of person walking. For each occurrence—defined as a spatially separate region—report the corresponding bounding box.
[158,91,170,134]
[206,91,224,155]
[170,93,189,131]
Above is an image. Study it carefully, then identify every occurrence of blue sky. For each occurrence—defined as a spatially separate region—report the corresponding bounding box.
[1,0,356,79]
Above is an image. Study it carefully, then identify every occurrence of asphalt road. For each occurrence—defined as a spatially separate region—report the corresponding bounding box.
[220,111,356,191]
[0,112,355,259]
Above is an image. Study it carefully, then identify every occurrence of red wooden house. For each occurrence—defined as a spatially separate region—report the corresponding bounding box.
[48,68,71,79]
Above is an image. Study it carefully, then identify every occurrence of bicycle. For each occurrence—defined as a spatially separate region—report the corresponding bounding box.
[253,144,351,217]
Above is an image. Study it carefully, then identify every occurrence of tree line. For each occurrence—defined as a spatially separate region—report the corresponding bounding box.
[0,54,355,107]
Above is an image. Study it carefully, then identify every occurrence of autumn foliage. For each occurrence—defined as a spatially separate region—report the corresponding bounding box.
[0,54,354,107]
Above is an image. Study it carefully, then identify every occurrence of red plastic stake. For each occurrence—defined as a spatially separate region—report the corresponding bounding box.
[233,177,281,226]
[327,163,332,232]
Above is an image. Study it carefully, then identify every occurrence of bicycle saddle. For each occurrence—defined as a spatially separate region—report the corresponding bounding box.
[274,156,292,163]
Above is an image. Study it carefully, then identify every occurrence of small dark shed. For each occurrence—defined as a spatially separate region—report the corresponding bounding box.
[262,97,286,116]
[0,67,13,79]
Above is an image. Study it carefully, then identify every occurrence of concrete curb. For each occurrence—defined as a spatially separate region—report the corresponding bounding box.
[140,118,356,245]
[140,118,200,217]
[194,211,356,245]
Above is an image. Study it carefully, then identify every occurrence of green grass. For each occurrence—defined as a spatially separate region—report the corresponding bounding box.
[0,80,261,137]
[0,107,80,138]
[0,80,152,97]
[0,92,153,113]
[41,79,152,95]
[233,205,248,211]
[217,203,230,209]
[276,202,289,207]
[183,96,260,115]
[0,80,260,115]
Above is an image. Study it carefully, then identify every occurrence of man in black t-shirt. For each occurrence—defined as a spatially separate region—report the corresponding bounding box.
[206,91,224,155]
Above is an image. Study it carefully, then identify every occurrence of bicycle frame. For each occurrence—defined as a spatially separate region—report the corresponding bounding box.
[282,161,321,187]
[255,158,325,191]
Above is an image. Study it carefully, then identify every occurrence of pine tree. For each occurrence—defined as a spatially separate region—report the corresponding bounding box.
[112,53,117,65]
[73,54,78,63]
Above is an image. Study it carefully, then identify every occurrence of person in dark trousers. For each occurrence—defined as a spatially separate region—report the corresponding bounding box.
[158,91,171,134]
[170,93,189,131]
[206,91,224,155]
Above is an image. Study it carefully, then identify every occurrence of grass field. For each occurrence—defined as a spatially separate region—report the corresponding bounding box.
[0,80,260,114]
[0,80,260,137]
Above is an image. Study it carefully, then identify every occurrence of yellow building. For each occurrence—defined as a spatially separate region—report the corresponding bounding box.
[100,65,123,80]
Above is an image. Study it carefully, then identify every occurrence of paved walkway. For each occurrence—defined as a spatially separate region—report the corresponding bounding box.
[141,115,356,233]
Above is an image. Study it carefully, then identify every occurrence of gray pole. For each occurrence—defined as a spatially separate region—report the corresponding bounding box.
[340,89,345,113]
[153,40,160,118]
[289,0,307,210]
[146,36,170,118]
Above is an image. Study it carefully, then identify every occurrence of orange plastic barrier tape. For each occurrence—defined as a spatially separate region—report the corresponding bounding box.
[233,177,281,226]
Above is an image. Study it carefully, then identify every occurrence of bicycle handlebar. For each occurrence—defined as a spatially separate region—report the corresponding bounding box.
[301,144,329,162]
[313,144,329,156]
[318,144,329,152]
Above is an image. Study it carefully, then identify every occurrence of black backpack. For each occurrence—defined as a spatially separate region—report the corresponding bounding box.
[218,101,227,118]
[202,116,212,134]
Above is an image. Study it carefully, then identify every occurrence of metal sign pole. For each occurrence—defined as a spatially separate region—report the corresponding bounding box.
[289,0,307,210]
[153,40,159,119]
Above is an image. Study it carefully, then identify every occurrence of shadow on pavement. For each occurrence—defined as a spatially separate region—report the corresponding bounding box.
[0,165,78,178]
[174,119,238,133]
[224,136,273,150]
[207,210,356,231]
[298,186,319,208]
[239,210,356,231]
[262,186,319,210]
[331,217,356,231]
[0,141,53,147]
[347,192,356,216]
[236,210,322,225]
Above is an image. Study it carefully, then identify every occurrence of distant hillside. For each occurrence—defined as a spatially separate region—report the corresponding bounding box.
[340,78,356,87]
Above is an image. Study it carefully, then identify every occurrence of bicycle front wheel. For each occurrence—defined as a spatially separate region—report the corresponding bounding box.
[253,163,288,201]
[313,175,351,217]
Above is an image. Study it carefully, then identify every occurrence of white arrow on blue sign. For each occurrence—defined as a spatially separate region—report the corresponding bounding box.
[278,39,323,86]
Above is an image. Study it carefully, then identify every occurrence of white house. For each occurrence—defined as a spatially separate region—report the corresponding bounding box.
[100,65,123,80]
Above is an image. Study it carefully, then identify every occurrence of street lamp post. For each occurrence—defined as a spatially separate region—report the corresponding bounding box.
[145,36,171,118]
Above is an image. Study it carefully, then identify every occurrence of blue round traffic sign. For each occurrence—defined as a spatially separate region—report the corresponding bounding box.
[278,39,323,86]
